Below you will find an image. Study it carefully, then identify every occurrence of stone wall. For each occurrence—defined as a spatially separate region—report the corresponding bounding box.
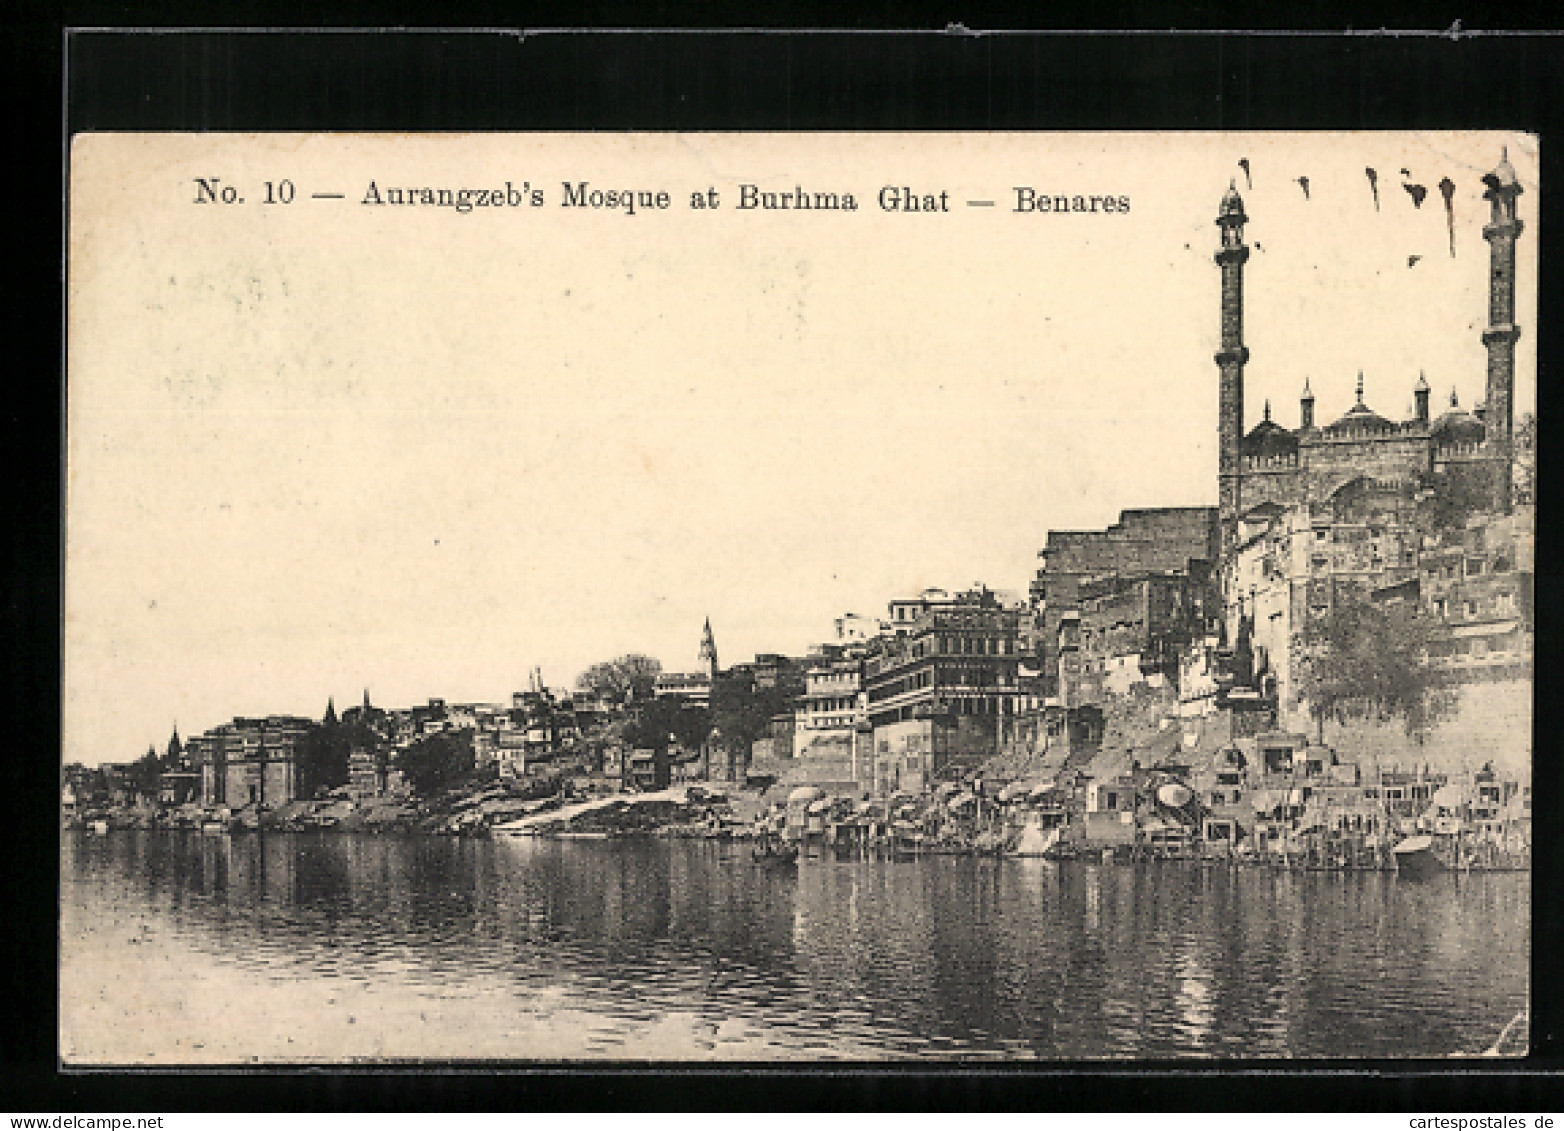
[1308,676,1531,775]
[1302,433,1431,498]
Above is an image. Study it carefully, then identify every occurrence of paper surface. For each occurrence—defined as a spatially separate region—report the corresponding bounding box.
[64,132,1535,1063]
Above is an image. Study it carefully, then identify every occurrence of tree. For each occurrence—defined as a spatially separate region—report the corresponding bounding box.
[395,730,475,797]
[297,703,352,797]
[576,654,663,704]
[131,745,164,799]
[1292,590,1456,744]
[709,666,805,760]
[624,696,711,752]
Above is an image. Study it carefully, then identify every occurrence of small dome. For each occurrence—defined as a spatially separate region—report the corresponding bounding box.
[1242,418,1298,459]
[1486,148,1520,190]
[1219,180,1246,219]
[1432,390,1486,445]
[1324,402,1393,436]
[1323,371,1395,436]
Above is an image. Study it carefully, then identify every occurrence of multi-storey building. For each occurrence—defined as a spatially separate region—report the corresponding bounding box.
[862,586,1029,794]
[795,652,866,747]
[1032,507,1220,706]
[193,715,310,809]
[1420,505,1534,683]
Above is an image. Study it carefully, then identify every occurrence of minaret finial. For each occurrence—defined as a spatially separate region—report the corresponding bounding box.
[1263,399,1271,423]
[1356,371,1365,404]
[1450,387,1460,408]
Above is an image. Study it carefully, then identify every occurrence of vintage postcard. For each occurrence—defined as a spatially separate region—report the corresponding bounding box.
[63,132,1533,1063]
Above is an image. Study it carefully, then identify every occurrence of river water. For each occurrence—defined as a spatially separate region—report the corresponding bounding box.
[60,831,1528,1063]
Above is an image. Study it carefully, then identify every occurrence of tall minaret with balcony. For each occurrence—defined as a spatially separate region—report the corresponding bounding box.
[1481,148,1524,513]
[1215,181,1251,554]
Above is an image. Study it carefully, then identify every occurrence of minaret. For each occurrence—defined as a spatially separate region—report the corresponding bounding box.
[1413,371,1430,425]
[1481,148,1523,513]
[1299,378,1315,430]
[1215,181,1251,554]
[698,617,719,679]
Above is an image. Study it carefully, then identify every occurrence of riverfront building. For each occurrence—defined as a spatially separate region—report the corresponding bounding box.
[863,586,1032,794]
[189,715,310,809]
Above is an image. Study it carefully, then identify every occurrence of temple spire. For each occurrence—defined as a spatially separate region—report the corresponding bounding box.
[698,617,719,678]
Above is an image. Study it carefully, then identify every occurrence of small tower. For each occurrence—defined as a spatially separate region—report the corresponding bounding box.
[1215,180,1251,556]
[698,617,719,679]
[1482,147,1524,513]
[1299,378,1315,430]
[1413,371,1431,425]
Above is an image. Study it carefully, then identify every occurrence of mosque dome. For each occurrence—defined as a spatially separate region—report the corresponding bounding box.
[1431,390,1486,445]
[1322,373,1395,437]
[1242,402,1298,459]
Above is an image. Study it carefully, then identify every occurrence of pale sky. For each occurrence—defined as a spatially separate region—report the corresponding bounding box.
[65,132,1538,765]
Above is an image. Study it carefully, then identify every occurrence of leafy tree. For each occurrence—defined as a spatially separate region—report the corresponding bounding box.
[1293,590,1456,744]
[575,654,663,704]
[395,730,475,796]
[131,745,164,798]
[624,696,711,752]
[709,667,805,760]
[297,703,352,796]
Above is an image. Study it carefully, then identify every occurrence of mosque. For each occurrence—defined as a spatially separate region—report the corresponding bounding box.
[1213,149,1531,717]
[1214,149,1525,555]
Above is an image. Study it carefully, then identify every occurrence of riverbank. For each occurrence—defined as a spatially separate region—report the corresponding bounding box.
[66,778,756,840]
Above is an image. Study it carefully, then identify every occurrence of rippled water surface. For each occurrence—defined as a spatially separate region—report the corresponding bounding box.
[60,832,1528,1062]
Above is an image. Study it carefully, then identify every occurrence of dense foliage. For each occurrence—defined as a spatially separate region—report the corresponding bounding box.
[709,668,805,758]
[395,729,475,796]
[575,654,663,704]
[1293,591,1456,743]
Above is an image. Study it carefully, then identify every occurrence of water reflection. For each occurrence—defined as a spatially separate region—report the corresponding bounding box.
[62,832,1529,1060]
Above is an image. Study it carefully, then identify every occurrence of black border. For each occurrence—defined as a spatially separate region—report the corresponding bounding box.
[17,22,1564,1112]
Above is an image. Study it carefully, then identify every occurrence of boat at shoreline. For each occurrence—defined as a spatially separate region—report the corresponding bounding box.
[1392,835,1446,878]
